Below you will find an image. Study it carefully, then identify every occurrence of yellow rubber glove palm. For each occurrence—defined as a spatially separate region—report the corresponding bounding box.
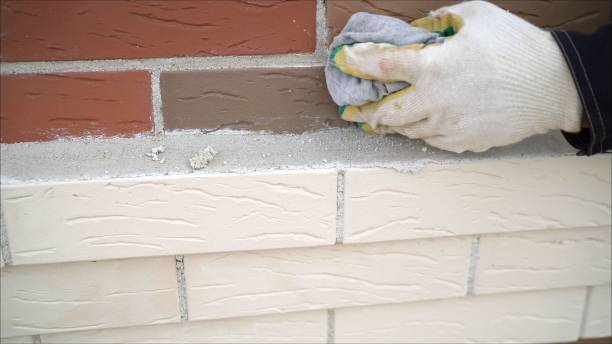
[331,1,582,153]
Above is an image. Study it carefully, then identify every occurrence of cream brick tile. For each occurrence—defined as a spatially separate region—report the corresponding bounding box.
[344,156,611,244]
[0,257,179,337]
[186,236,470,320]
[42,310,326,343]
[0,170,337,265]
[474,227,611,294]
[335,287,586,343]
[582,285,612,338]
[0,336,33,344]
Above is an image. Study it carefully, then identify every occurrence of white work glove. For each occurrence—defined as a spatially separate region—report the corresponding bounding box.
[331,0,582,153]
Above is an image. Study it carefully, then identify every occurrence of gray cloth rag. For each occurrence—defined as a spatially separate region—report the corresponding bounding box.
[325,12,441,106]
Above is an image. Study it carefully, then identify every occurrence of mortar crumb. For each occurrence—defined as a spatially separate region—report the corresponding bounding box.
[190,146,217,170]
[146,145,166,162]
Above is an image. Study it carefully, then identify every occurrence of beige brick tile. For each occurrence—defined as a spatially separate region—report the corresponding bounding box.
[0,257,179,337]
[335,287,586,343]
[0,336,33,344]
[344,156,611,244]
[474,227,611,294]
[582,285,612,339]
[42,310,326,343]
[186,236,470,321]
[0,170,336,265]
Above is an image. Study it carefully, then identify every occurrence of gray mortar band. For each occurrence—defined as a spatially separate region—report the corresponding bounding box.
[579,287,593,337]
[1,129,575,185]
[327,309,335,344]
[0,53,325,75]
[335,170,346,245]
[175,256,189,322]
[0,207,13,266]
[466,235,481,296]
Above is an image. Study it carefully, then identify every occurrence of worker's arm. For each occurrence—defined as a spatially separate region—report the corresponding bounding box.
[552,25,611,155]
[331,1,610,154]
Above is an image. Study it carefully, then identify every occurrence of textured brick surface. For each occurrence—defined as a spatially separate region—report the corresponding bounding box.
[344,156,611,244]
[42,310,326,344]
[0,72,152,143]
[186,236,470,321]
[335,288,586,343]
[0,336,33,344]
[474,227,611,294]
[0,171,336,265]
[161,67,346,133]
[326,0,611,43]
[0,257,179,337]
[0,0,315,62]
[582,285,612,339]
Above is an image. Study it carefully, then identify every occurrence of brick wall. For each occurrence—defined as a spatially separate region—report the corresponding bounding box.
[1,1,611,343]
[1,0,610,143]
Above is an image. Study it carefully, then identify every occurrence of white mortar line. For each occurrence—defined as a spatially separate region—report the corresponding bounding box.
[465,235,481,295]
[315,0,329,60]
[335,170,346,245]
[0,207,13,266]
[32,334,41,344]
[327,309,335,344]
[579,286,593,338]
[150,70,164,135]
[0,54,325,75]
[175,255,189,322]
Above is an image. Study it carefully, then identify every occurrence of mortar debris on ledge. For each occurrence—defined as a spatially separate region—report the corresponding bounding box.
[189,145,217,170]
[145,145,166,163]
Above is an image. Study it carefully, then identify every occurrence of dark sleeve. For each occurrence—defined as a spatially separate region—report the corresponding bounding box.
[551,24,611,156]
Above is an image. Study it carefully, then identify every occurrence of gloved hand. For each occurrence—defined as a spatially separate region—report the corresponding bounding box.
[331,0,583,153]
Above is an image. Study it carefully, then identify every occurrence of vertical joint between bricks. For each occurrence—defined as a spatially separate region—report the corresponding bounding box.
[315,0,328,61]
[151,70,164,135]
[0,207,14,266]
[335,170,345,245]
[327,309,335,344]
[579,286,593,338]
[466,235,480,296]
[175,255,189,322]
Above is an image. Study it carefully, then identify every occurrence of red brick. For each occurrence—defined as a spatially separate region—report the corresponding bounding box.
[0,72,152,143]
[0,0,316,62]
[326,0,611,44]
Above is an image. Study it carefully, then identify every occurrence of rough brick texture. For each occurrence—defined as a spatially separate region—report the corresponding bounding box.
[327,0,611,42]
[0,0,316,62]
[474,227,611,294]
[0,171,337,265]
[185,236,470,321]
[161,68,346,133]
[582,285,612,339]
[335,288,586,343]
[0,336,32,344]
[344,156,611,244]
[0,72,152,143]
[0,256,179,337]
[42,310,326,344]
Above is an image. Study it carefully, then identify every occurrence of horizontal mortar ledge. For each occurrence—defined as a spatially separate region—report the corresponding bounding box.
[1,129,576,184]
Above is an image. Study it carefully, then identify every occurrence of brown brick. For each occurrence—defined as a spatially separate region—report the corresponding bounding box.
[161,68,346,133]
[0,72,152,143]
[326,0,611,44]
[0,0,316,62]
